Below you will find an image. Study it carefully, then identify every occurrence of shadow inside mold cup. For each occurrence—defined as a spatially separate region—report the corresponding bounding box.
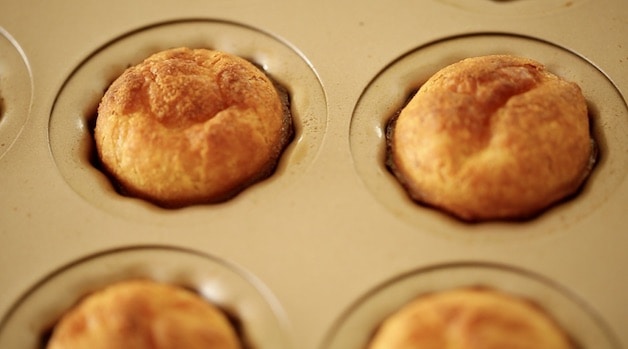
[0,94,4,122]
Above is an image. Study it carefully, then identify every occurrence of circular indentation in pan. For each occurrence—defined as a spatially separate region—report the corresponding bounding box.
[323,262,619,349]
[350,33,628,234]
[49,19,326,213]
[0,246,291,349]
[438,0,588,16]
[0,28,32,159]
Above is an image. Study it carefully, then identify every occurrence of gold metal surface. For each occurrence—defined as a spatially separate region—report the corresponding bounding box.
[0,1,626,348]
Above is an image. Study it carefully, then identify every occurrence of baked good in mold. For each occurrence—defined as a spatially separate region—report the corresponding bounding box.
[368,287,574,349]
[389,55,594,221]
[46,279,241,349]
[94,47,292,208]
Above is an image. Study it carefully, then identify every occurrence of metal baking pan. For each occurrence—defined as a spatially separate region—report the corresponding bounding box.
[1,0,626,348]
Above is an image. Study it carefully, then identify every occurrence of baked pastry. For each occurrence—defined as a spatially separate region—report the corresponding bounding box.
[389,55,594,221]
[368,287,574,349]
[94,47,292,208]
[46,279,241,349]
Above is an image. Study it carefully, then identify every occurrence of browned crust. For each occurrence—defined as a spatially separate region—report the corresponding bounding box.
[367,287,574,349]
[94,47,292,208]
[390,55,593,221]
[46,280,242,349]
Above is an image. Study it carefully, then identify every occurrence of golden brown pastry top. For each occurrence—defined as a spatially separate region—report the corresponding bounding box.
[368,288,574,349]
[95,47,292,207]
[390,55,592,221]
[98,47,283,130]
[46,280,242,349]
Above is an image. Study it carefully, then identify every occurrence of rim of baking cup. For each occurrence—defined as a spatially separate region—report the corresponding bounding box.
[322,261,620,349]
[48,18,327,217]
[0,27,33,160]
[0,245,293,349]
[436,0,590,16]
[349,32,628,237]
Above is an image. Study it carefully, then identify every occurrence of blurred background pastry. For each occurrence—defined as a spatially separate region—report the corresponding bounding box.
[368,287,574,349]
[46,279,242,349]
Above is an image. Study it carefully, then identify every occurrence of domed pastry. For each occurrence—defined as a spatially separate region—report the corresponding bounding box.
[389,55,594,221]
[368,287,574,349]
[46,279,242,349]
[95,47,293,208]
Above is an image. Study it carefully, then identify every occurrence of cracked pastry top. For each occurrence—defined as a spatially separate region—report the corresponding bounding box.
[368,287,574,349]
[46,279,242,349]
[94,47,293,208]
[388,55,594,221]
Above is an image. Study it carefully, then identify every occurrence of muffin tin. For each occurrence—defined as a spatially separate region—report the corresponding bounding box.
[0,0,626,348]
[0,27,32,160]
[48,20,326,215]
[324,262,617,348]
[0,246,291,348]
